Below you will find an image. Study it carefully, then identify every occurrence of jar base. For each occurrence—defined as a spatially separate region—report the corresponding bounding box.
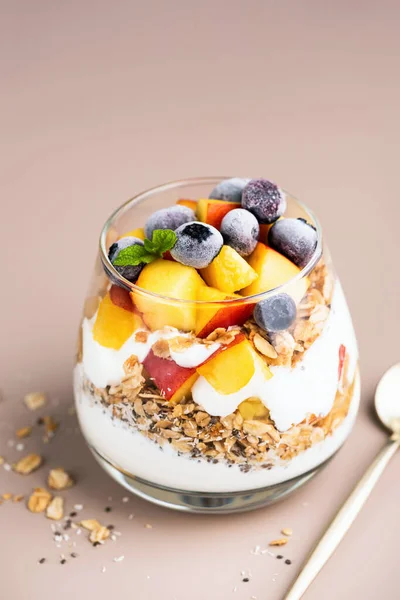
[88,444,335,513]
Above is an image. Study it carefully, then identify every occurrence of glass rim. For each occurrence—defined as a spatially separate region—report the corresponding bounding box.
[99,176,323,306]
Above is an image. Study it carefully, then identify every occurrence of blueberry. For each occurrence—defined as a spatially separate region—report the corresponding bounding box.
[209,178,251,203]
[145,206,195,238]
[254,294,297,332]
[220,209,259,257]
[242,179,286,224]
[268,218,317,268]
[108,236,145,283]
[170,221,223,268]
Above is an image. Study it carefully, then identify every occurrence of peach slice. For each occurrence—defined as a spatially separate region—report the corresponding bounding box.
[258,218,282,244]
[119,227,145,240]
[197,199,241,229]
[195,285,254,338]
[132,259,205,331]
[92,293,143,349]
[143,335,244,403]
[241,242,309,303]
[238,397,269,420]
[200,245,258,294]
[177,198,198,211]
[143,351,199,404]
[109,285,134,312]
[197,338,257,394]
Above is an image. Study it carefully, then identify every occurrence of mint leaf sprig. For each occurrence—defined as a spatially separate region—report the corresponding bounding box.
[113,229,177,267]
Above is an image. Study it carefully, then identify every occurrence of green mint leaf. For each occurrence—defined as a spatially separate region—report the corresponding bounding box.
[143,237,157,253]
[151,229,177,255]
[113,229,177,268]
[113,244,156,267]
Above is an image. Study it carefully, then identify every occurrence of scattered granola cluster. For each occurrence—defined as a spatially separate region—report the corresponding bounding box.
[1,393,130,565]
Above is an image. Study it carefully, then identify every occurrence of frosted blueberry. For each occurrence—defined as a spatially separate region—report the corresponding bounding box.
[242,179,286,224]
[268,218,317,268]
[209,178,251,203]
[170,221,223,268]
[220,208,259,257]
[108,236,145,283]
[145,205,195,238]
[254,294,297,332]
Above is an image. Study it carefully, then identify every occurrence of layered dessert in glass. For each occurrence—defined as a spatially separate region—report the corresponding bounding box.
[74,177,360,512]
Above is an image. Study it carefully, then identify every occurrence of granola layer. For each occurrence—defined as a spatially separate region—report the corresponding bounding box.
[81,357,356,472]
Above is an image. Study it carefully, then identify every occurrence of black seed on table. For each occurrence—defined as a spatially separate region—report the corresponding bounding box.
[60,559,66,565]
[37,417,44,425]
[39,558,46,564]
[105,506,112,512]
[276,555,284,559]
[107,525,114,530]
[70,553,78,558]
[69,511,77,517]
[285,559,292,565]
[242,578,250,582]
[93,541,100,547]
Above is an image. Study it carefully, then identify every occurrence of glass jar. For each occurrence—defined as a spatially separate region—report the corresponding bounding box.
[74,177,360,513]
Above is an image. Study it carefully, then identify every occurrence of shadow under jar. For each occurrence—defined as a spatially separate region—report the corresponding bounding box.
[74,177,360,513]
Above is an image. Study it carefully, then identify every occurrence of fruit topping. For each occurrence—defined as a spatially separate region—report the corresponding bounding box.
[195,285,254,338]
[254,293,297,332]
[268,218,317,268]
[145,205,195,238]
[241,243,309,303]
[131,258,205,331]
[197,198,241,229]
[200,245,258,294]
[92,293,144,349]
[196,335,253,394]
[209,177,250,203]
[170,221,223,268]
[108,236,145,283]
[177,199,198,211]
[238,397,269,420]
[112,229,177,268]
[338,344,346,380]
[220,208,259,257]
[143,351,199,404]
[119,227,145,240]
[242,178,286,224]
[196,336,271,394]
[109,285,134,312]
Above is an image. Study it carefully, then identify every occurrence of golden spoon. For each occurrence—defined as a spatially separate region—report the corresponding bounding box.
[284,364,400,599]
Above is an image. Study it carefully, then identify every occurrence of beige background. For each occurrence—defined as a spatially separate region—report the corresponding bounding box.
[1,1,400,598]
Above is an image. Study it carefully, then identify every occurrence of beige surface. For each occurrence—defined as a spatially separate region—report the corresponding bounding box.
[1,1,400,598]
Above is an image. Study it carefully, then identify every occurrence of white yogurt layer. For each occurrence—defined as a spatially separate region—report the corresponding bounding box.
[82,320,219,389]
[74,365,360,493]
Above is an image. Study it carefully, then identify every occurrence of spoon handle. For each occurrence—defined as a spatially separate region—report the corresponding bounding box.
[283,436,400,600]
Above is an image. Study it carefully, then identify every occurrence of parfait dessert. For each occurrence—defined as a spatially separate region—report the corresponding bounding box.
[74,177,359,512]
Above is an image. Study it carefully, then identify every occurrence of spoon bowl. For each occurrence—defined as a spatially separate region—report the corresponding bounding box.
[375,363,400,434]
